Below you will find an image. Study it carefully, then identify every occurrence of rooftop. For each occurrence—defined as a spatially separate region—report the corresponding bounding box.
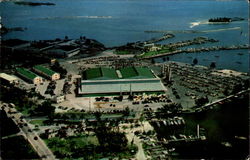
[83,68,118,80]
[0,73,18,81]
[80,79,166,94]
[33,65,56,76]
[83,67,155,80]
[120,67,155,79]
[16,68,39,80]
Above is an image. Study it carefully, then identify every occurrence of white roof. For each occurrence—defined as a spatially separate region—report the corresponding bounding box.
[0,73,18,82]
[79,78,166,94]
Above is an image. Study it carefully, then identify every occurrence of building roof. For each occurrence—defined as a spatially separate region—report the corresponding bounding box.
[16,68,39,80]
[80,79,166,94]
[83,67,155,80]
[120,67,138,79]
[0,73,18,82]
[33,65,56,76]
[83,68,118,80]
[120,67,155,79]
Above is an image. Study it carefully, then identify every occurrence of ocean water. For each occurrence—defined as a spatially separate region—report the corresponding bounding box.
[1,0,249,72]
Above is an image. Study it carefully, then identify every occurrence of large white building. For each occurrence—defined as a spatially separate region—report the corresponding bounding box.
[0,73,19,84]
[78,67,166,96]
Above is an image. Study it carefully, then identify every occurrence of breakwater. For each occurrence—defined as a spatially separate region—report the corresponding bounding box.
[163,37,218,48]
[143,44,249,59]
[144,34,175,44]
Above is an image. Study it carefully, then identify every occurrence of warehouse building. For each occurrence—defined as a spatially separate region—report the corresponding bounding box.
[16,68,42,84]
[0,73,19,85]
[78,66,166,96]
[33,65,60,81]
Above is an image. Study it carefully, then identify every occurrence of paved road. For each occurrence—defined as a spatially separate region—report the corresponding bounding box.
[1,103,56,160]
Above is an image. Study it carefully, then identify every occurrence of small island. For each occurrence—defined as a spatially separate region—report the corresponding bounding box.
[208,17,245,23]
[208,17,232,23]
[1,24,26,34]
[14,1,55,6]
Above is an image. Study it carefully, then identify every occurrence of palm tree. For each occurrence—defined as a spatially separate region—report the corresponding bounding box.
[193,58,198,65]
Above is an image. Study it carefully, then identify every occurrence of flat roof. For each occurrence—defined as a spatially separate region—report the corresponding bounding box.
[16,68,39,80]
[0,73,18,81]
[83,67,155,80]
[119,67,155,79]
[83,68,118,80]
[79,78,166,94]
[33,65,56,76]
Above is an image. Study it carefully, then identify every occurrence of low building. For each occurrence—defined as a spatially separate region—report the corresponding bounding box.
[33,65,60,81]
[16,68,42,84]
[79,66,167,96]
[0,73,19,85]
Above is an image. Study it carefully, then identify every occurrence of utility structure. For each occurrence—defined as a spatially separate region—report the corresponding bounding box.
[162,64,171,82]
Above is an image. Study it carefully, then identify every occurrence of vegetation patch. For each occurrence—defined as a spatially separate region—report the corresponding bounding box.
[45,134,137,159]
[1,136,39,159]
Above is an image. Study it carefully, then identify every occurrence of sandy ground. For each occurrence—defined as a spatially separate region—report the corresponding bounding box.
[212,69,246,77]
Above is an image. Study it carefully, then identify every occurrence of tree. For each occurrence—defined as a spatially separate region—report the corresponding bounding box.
[210,62,216,68]
[139,114,145,132]
[195,96,209,107]
[123,106,130,118]
[151,59,155,64]
[193,58,198,65]
[94,111,102,122]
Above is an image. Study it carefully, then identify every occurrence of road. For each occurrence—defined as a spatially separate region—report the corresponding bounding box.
[1,103,56,160]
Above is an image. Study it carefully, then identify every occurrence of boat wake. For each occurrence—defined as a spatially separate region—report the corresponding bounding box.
[189,20,208,28]
[33,16,113,20]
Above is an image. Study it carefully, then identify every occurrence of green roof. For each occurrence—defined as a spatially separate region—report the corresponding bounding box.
[84,68,118,80]
[134,67,155,78]
[16,68,39,80]
[120,67,155,79]
[33,65,56,76]
[120,67,138,79]
[83,67,154,80]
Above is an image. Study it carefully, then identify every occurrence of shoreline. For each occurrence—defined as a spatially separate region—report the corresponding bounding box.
[142,45,249,59]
